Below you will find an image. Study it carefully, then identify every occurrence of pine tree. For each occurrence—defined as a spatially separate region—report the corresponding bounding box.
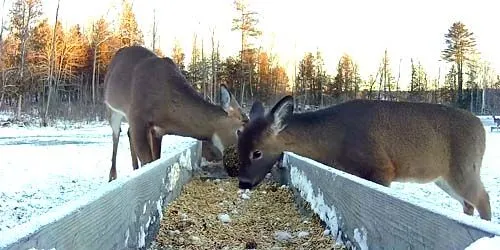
[442,22,477,109]
[232,0,262,103]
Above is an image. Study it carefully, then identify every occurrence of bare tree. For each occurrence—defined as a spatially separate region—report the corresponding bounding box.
[9,0,43,119]
[151,8,157,51]
[0,0,6,109]
[42,0,60,126]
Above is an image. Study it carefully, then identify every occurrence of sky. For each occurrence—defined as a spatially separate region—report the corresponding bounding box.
[2,0,499,90]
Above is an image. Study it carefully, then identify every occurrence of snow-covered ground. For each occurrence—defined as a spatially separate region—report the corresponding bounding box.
[0,113,499,241]
[0,115,196,234]
[388,116,500,224]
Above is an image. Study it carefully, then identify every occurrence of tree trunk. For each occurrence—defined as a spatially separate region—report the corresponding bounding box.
[457,61,463,108]
[44,0,60,126]
[92,47,97,105]
[0,0,5,110]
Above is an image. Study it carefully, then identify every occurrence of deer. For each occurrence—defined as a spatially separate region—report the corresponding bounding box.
[236,96,492,221]
[103,45,248,182]
[492,115,500,127]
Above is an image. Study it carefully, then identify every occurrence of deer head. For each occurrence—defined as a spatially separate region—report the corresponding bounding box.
[237,96,294,189]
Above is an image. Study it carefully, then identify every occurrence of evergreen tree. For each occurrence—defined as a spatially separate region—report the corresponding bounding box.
[441,22,477,109]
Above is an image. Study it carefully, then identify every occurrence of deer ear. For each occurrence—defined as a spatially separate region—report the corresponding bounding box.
[220,84,232,112]
[249,101,265,120]
[268,96,294,135]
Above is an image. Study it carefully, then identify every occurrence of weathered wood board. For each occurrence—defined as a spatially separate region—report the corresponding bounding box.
[279,152,500,250]
[0,141,201,250]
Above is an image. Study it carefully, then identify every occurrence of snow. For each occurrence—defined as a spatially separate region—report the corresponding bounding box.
[465,236,500,250]
[289,164,340,240]
[353,227,368,250]
[0,119,196,246]
[218,213,231,223]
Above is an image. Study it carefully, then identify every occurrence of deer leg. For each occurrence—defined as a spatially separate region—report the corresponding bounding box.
[445,168,491,221]
[127,127,139,170]
[149,128,162,161]
[463,201,475,216]
[109,111,123,182]
[130,121,154,166]
[435,178,475,215]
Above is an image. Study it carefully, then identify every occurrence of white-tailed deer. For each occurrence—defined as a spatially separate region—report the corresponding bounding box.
[237,96,491,221]
[104,46,248,182]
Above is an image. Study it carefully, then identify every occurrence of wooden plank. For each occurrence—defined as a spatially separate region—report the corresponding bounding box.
[1,141,202,250]
[279,152,500,250]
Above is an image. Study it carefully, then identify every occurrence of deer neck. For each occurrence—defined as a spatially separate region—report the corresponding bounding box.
[174,98,237,153]
[278,113,342,164]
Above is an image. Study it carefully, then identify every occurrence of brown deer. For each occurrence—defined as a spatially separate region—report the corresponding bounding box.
[104,45,248,182]
[237,96,492,221]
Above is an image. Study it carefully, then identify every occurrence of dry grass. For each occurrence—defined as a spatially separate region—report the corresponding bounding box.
[155,177,344,250]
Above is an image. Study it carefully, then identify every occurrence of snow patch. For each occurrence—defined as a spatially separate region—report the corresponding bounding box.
[157,197,163,220]
[289,164,339,237]
[465,236,500,250]
[218,213,231,223]
[138,226,145,248]
[353,227,368,250]
[166,163,181,192]
[143,203,147,215]
[179,150,192,171]
[274,231,293,242]
[146,216,151,229]
[124,228,129,247]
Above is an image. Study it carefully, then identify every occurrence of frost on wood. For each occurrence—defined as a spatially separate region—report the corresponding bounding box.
[138,225,145,248]
[166,163,181,192]
[289,165,339,238]
[157,197,163,220]
[353,227,368,250]
[124,228,129,247]
[179,150,193,171]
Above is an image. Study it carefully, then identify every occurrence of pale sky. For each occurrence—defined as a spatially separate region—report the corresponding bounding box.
[2,0,499,90]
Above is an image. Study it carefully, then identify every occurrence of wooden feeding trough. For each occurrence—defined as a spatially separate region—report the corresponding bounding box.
[2,141,500,250]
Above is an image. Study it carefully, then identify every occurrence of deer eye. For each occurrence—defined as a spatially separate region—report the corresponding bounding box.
[251,150,262,160]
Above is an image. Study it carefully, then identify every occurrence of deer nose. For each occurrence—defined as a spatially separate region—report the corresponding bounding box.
[238,181,253,190]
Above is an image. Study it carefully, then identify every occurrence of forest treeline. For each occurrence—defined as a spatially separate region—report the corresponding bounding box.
[1,0,500,125]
